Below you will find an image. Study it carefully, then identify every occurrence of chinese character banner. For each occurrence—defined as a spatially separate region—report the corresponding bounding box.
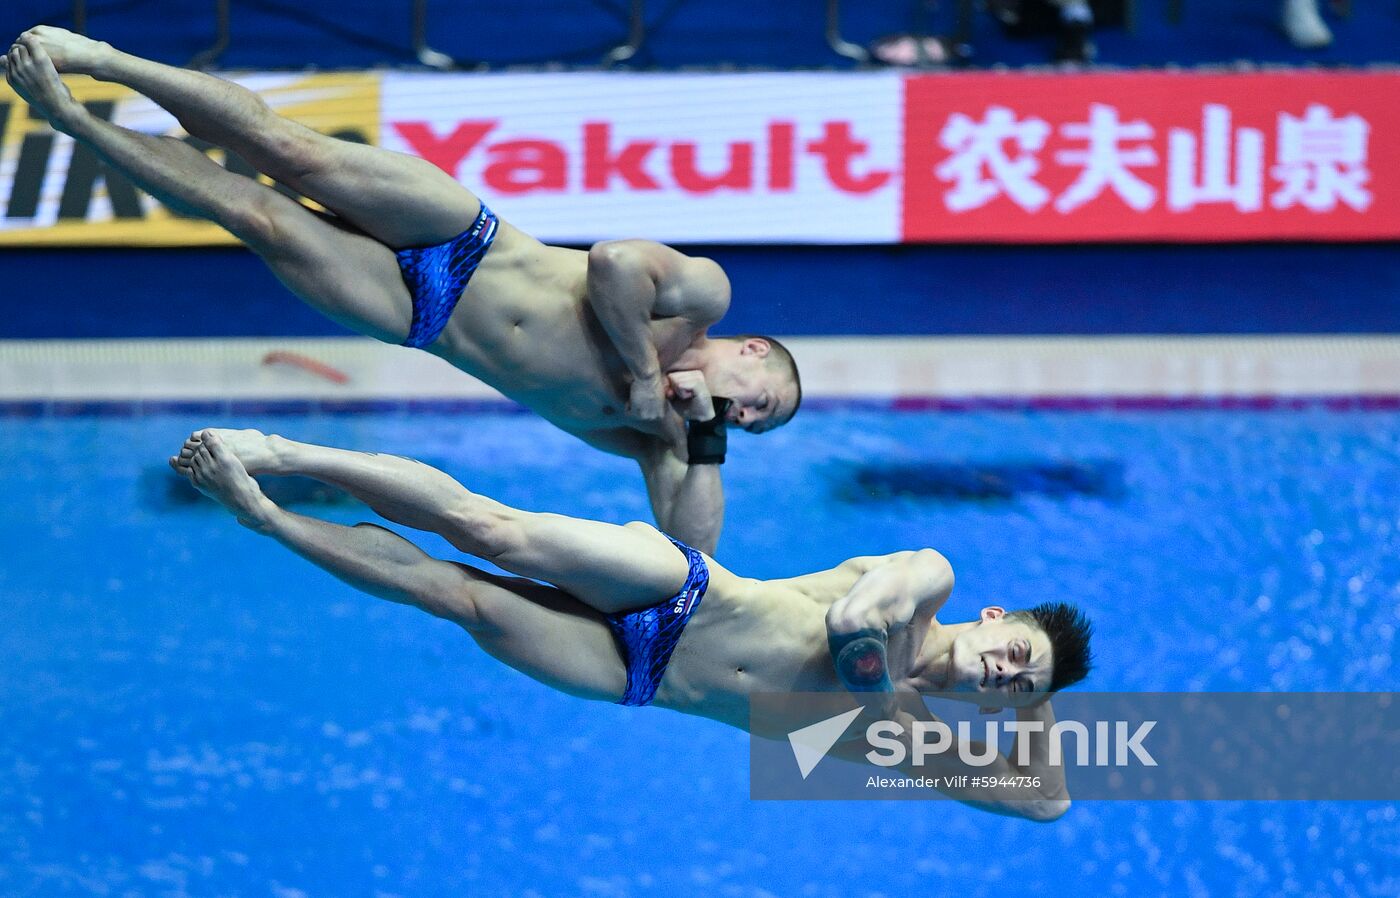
[903,72,1400,242]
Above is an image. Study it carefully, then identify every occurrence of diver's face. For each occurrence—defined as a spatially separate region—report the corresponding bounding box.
[715,342,796,434]
[947,607,1054,708]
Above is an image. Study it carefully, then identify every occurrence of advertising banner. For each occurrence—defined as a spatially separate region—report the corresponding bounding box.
[0,73,378,246]
[2,70,1396,245]
[379,72,904,244]
[902,71,1400,242]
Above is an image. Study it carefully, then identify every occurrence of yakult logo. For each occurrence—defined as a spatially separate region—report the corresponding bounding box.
[380,72,904,243]
[391,119,892,196]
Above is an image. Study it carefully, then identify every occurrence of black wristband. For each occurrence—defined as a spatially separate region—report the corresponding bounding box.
[686,397,733,465]
[829,627,894,693]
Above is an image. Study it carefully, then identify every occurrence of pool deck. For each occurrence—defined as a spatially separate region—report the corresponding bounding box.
[4,336,1400,409]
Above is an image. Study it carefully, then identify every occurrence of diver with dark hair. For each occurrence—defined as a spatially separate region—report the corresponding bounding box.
[172,427,1094,822]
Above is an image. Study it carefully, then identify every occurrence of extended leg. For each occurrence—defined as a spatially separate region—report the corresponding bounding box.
[175,429,693,616]
[16,26,480,249]
[4,39,415,342]
[173,432,626,701]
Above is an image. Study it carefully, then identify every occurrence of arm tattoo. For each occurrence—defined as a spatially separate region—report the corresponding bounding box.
[828,628,894,693]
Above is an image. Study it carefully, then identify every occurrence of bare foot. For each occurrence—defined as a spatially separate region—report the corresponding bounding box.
[3,35,84,133]
[169,430,278,532]
[12,26,113,76]
[170,427,286,476]
[170,431,203,475]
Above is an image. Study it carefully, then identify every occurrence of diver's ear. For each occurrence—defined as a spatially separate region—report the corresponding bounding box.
[741,337,771,358]
[979,605,1006,623]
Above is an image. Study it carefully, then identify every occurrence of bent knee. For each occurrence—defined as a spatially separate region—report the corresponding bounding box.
[444,500,525,561]
[217,190,292,247]
[425,580,487,631]
[261,126,338,184]
[230,99,336,184]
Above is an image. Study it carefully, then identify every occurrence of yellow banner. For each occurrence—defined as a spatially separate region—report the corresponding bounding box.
[0,72,379,246]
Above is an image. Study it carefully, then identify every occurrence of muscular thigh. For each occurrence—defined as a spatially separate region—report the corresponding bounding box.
[454,565,627,702]
[498,516,694,617]
[250,201,416,344]
[290,135,484,251]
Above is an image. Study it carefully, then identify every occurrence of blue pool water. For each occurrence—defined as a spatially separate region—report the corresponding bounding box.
[1,408,1397,897]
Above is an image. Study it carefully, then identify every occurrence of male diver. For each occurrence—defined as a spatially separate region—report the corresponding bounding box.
[170,428,1094,821]
[4,27,802,554]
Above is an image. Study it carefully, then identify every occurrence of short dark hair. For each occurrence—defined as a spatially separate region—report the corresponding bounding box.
[729,334,802,425]
[1009,601,1094,693]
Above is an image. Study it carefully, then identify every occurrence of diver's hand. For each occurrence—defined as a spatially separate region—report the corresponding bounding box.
[628,374,687,448]
[627,374,668,423]
[666,370,716,421]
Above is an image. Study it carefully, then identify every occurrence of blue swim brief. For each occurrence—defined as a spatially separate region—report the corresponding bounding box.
[605,536,710,707]
[395,203,499,349]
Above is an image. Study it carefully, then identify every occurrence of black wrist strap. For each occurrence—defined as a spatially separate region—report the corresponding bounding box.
[686,397,732,465]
